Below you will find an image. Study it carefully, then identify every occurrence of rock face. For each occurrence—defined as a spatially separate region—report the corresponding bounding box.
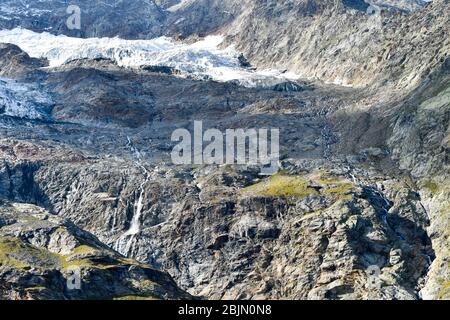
[0,1,431,40]
[0,200,192,300]
[0,43,47,79]
[0,149,440,299]
[0,0,167,39]
[0,0,448,300]
[223,0,449,89]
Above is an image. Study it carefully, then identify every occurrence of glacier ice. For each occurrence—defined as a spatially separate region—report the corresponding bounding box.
[0,77,52,120]
[0,28,299,87]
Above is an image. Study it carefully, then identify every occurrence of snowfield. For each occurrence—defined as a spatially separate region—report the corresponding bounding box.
[0,28,299,87]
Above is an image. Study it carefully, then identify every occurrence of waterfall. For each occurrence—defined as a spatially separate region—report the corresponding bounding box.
[113,137,150,257]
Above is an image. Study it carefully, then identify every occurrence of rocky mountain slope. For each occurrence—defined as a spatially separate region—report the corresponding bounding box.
[0,200,192,300]
[0,1,431,39]
[0,0,448,300]
[0,0,166,39]
[223,0,448,89]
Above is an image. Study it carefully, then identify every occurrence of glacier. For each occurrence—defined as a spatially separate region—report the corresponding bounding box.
[0,28,299,87]
[0,78,52,120]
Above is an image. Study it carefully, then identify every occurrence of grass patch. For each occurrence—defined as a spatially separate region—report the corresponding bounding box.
[241,174,317,198]
[321,181,354,201]
[61,245,142,271]
[423,180,440,195]
[60,260,121,270]
[0,238,127,272]
[0,237,60,270]
[241,172,354,201]
[61,252,120,271]
[67,245,99,258]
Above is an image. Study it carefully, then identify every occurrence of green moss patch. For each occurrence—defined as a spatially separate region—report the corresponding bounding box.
[241,174,317,198]
[241,172,354,201]
[60,245,142,271]
[66,245,100,259]
[0,238,130,272]
[423,180,440,195]
[0,237,60,270]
